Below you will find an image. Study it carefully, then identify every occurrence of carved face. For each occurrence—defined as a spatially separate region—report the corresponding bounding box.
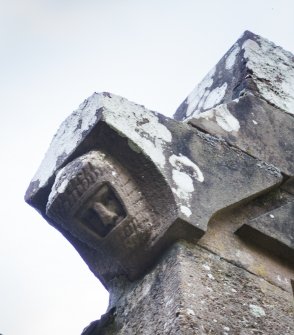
[77,183,126,238]
[45,149,179,281]
[46,150,159,280]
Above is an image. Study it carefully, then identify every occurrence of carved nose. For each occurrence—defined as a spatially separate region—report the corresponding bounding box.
[92,202,118,226]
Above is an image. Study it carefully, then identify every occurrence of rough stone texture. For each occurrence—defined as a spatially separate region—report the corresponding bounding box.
[188,94,294,175]
[236,201,294,263]
[86,241,294,335]
[282,177,294,195]
[174,30,294,120]
[25,92,281,284]
[197,188,294,292]
[24,31,294,335]
[174,31,294,176]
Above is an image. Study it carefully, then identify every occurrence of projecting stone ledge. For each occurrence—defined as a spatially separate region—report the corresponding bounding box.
[236,201,294,262]
[174,31,294,176]
[25,92,281,285]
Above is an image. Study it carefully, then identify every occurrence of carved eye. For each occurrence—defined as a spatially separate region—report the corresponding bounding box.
[77,183,126,238]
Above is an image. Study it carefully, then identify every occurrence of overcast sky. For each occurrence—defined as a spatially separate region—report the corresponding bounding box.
[1,1,294,334]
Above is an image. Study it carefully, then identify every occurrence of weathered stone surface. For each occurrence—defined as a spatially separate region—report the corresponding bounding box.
[174,31,294,176]
[174,30,294,120]
[25,92,282,284]
[282,177,294,195]
[89,241,294,335]
[188,94,294,175]
[198,188,294,292]
[236,201,294,262]
[24,31,294,335]
[81,309,116,335]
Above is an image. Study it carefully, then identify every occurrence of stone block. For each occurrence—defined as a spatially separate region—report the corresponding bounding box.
[188,94,294,175]
[174,30,294,120]
[25,92,281,284]
[282,177,294,195]
[236,201,294,262]
[89,242,294,335]
[174,31,294,176]
[197,188,294,292]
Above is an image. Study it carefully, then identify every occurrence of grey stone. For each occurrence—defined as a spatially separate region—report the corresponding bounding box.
[174,31,294,176]
[25,92,281,284]
[197,188,294,292]
[174,30,294,120]
[236,201,294,262]
[188,94,294,176]
[96,241,294,335]
[81,308,116,335]
[282,177,294,195]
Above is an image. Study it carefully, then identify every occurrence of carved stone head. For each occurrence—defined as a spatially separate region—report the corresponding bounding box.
[46,150,157,281]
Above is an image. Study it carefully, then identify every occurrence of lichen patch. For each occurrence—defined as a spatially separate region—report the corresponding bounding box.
[249,304,266,317]
[186,66,216,117]
[102,94,172,169]
[195,104,240,132]
[202,83,228,110]
[171,170,194,201]
[242,38,294,115]
[169,154,204,183]
[225,44,240,70]
[169,154,203,213]
[180,205,192,217]
[32,93,102,188]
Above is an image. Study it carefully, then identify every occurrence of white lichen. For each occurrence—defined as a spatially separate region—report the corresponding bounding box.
[186,66,216,117]
[171,170,194,201]
[54,172,69,194]
[32,93,173,190]
[169,154,204,182]
[169,154,204,208]
[202,82,228,110]
[102,94,172,169]
[249,304,266,317]
[32,94,103,188]
[186,308,195,316]
[242,38,294,115]
[226,44,240,70]
[242,39,260,58]
[195,104,240,132]
[180,205,192,217]
[202,264,211,271]
[276,275,288,284]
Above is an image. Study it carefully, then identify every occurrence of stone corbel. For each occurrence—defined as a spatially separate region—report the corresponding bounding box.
[25,92,282,286]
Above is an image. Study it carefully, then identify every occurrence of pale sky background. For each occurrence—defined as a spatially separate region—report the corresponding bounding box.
[0,1,293,334]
